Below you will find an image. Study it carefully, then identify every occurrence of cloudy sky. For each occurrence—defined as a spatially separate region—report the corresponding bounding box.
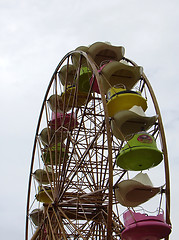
[0,0,178,239]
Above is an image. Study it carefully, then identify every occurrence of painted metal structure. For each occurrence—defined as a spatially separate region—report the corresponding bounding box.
[25,44,171,239]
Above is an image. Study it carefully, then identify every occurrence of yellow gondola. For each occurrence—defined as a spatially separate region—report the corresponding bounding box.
[107,86,147,117]
[35,186,53,204]
[61,85,92,108]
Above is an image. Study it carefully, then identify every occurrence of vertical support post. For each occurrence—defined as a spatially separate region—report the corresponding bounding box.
[97,74,113,239]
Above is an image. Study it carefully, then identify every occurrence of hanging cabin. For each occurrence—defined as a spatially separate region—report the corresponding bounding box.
[111,105,158,140]
[39,127,67,147]
[115,172,160,207]
[35,186,53,204]
[116,132,163,171]
[49,112,79,130]
[42,142,68,165]
[121,209,171,240]
[106,85,147,117]
[100,60,143,94]
[87,41,125,67]
[33,169,54,185]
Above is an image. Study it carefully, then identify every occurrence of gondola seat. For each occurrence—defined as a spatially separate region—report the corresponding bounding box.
[39,127,67,147]
[87,42,125,66]
[58,64,76,86]
[116,132,163,171]
[49,112,79,131]
[30,208,44,226]
[78,66,92,92]
[36,186,53,204]
[71,45,89,68]
[33,169,54,185]
[100,60,143,94]
[107,86,147,117]
[42,142,68,165]
[121,210,171,240]
[47,94,71,113]
[61,85,92,108]
[111,105,157,140]
[115,172,160,207]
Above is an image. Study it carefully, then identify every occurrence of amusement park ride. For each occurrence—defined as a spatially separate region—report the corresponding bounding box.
[25,42,172,239]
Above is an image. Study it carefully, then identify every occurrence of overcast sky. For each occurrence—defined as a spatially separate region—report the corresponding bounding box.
[0,0,178,239]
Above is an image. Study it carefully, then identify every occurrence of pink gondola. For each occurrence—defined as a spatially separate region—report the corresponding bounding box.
[49,112,79,130]
[121,210,171,240]
[90,62,107,93]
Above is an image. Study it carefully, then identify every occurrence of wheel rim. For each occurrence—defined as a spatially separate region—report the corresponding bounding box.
[25,49,171,240]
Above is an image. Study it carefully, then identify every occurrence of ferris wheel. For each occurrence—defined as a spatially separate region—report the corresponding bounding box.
[25,42,172,240]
